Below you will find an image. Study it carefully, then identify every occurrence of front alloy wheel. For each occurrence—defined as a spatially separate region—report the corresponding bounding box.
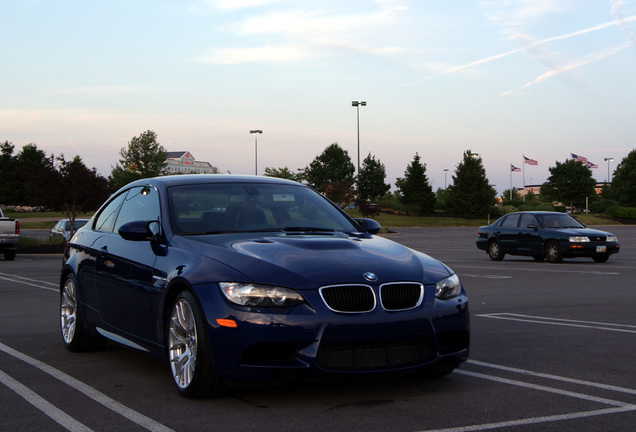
[544,241,563,263]
[167,291,225,398]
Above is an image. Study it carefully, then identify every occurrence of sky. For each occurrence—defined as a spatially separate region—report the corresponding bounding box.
[2,0,636,194]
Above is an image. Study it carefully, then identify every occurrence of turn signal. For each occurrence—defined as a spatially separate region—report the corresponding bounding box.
[216,319,237,328]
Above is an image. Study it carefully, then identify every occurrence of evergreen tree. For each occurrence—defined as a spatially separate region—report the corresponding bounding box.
[0,141,20,204]
[303,143,355,205]
[395,153,435,215]
[357,153,390,201]
[447,150,496,218]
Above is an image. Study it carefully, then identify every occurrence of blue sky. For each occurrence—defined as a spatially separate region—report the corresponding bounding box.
[2,0,635,194]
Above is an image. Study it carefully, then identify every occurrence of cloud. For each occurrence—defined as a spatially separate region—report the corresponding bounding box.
[500,41,632,96]
[406,14,636,86]
[194,1,406,64]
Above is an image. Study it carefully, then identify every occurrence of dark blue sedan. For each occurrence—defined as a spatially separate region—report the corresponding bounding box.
[60,175,469,398]
[476,211,620,263]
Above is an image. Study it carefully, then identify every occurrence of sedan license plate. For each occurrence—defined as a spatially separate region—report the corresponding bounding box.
[596,246,607,253]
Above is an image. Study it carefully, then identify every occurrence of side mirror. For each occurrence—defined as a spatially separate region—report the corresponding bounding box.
[355,218,381,235]
[118,220,160,242]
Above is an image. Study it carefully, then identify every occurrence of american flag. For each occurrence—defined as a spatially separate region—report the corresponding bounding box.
[587,161,598,169]
[523,155,538,166]
[511,164,521,172]
[571,153,588,164]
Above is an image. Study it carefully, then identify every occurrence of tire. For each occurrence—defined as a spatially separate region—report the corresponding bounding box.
[544,241,563,263]
[3,249,16,261]
[488,240,505,261]
[167,290,226,398]
[60,274,105,352]
[593,254,610,263]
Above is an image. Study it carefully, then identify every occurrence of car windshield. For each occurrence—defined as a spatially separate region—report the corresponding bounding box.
[168,182,359,235]
[536,213,584,229]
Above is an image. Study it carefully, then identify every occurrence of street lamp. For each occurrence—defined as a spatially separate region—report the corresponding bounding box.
[249,130,262,175]
[604,157,614,183]
[443,169,449,188]
[351,101,366,174]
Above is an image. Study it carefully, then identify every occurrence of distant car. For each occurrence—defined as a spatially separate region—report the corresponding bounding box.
[60,175,470,398]
[476,211,620,263]
[50,219,89,241]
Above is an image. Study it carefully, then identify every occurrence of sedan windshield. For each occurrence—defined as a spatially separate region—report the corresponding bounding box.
[168,183,359,235]
[535,213,584,229]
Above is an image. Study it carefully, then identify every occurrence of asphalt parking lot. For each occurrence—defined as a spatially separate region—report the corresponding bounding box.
[1,225,635,432]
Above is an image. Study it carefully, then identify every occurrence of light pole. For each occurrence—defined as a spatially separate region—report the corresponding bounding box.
[249,130,262,175]
[351,101,366,174]
[443,169,449,188]
[604,157,614,183]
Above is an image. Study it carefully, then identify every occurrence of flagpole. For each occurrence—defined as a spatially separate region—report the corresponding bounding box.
[522,156,526,188]
[509,164,512,200]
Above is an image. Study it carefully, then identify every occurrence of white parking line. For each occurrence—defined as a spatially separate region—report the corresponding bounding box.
[417,361,636,432]
[0,271,58,292]
[0,342,175,432]
[455,264,620,275]
[477,313,636,334]
[0,369,94,432]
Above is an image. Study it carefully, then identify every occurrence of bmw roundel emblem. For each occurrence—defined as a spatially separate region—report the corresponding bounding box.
[363,272,378,282]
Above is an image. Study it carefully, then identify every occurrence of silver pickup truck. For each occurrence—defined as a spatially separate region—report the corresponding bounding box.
[0,209,19,260]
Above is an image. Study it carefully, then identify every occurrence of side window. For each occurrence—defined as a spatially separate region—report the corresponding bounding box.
[519,213,536,229]
[501,214,520,228]
[94,192,127,233]
[114,186,160,232]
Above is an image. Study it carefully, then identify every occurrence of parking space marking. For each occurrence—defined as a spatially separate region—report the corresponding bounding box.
[0,271,58,292]
[0,369,94,432]
[477,313,636,334]
[0,342,175,432]
[419,362,636,432]
[455,264,620,275]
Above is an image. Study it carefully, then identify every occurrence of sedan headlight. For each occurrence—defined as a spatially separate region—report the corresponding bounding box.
[219,282,304,307]
[607,235,618,242]
[435,274,461,300]
[569,236,590,242]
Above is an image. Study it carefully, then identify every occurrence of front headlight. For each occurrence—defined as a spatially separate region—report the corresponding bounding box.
[569,236,590,242]
[607,235,618,242]
[219,282,304,307]
[435,274,461,300]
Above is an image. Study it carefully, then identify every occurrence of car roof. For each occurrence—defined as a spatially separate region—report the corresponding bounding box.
[126,174,305,189]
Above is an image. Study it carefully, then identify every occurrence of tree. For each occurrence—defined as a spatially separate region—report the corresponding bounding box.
[110,130,167,189]
[543,159,596,209]
[0,141,20,204]
[264,166,303,182]
[47,155,111,225]
[604,149,636,207]
[303,143,355,205]
[15,143,56,206]
[447,150,497,218]
[357,153,390,202]
[395,153,435,215]
[501,188,520,201]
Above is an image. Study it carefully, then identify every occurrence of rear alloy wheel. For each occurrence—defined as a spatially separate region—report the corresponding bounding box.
[167,290,226,398]
[544,241,563,263]
[60,274,105,352]
[488,240,505,261]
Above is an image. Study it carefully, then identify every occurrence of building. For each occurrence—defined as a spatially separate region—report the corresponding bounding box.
[164,151,218,175]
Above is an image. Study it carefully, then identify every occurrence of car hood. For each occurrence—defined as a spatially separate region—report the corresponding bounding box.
[544,227,614,238]
[175,233,452,289]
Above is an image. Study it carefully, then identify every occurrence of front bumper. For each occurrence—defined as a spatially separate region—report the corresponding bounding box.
[561,241,620,258]
[194,283,470,381]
